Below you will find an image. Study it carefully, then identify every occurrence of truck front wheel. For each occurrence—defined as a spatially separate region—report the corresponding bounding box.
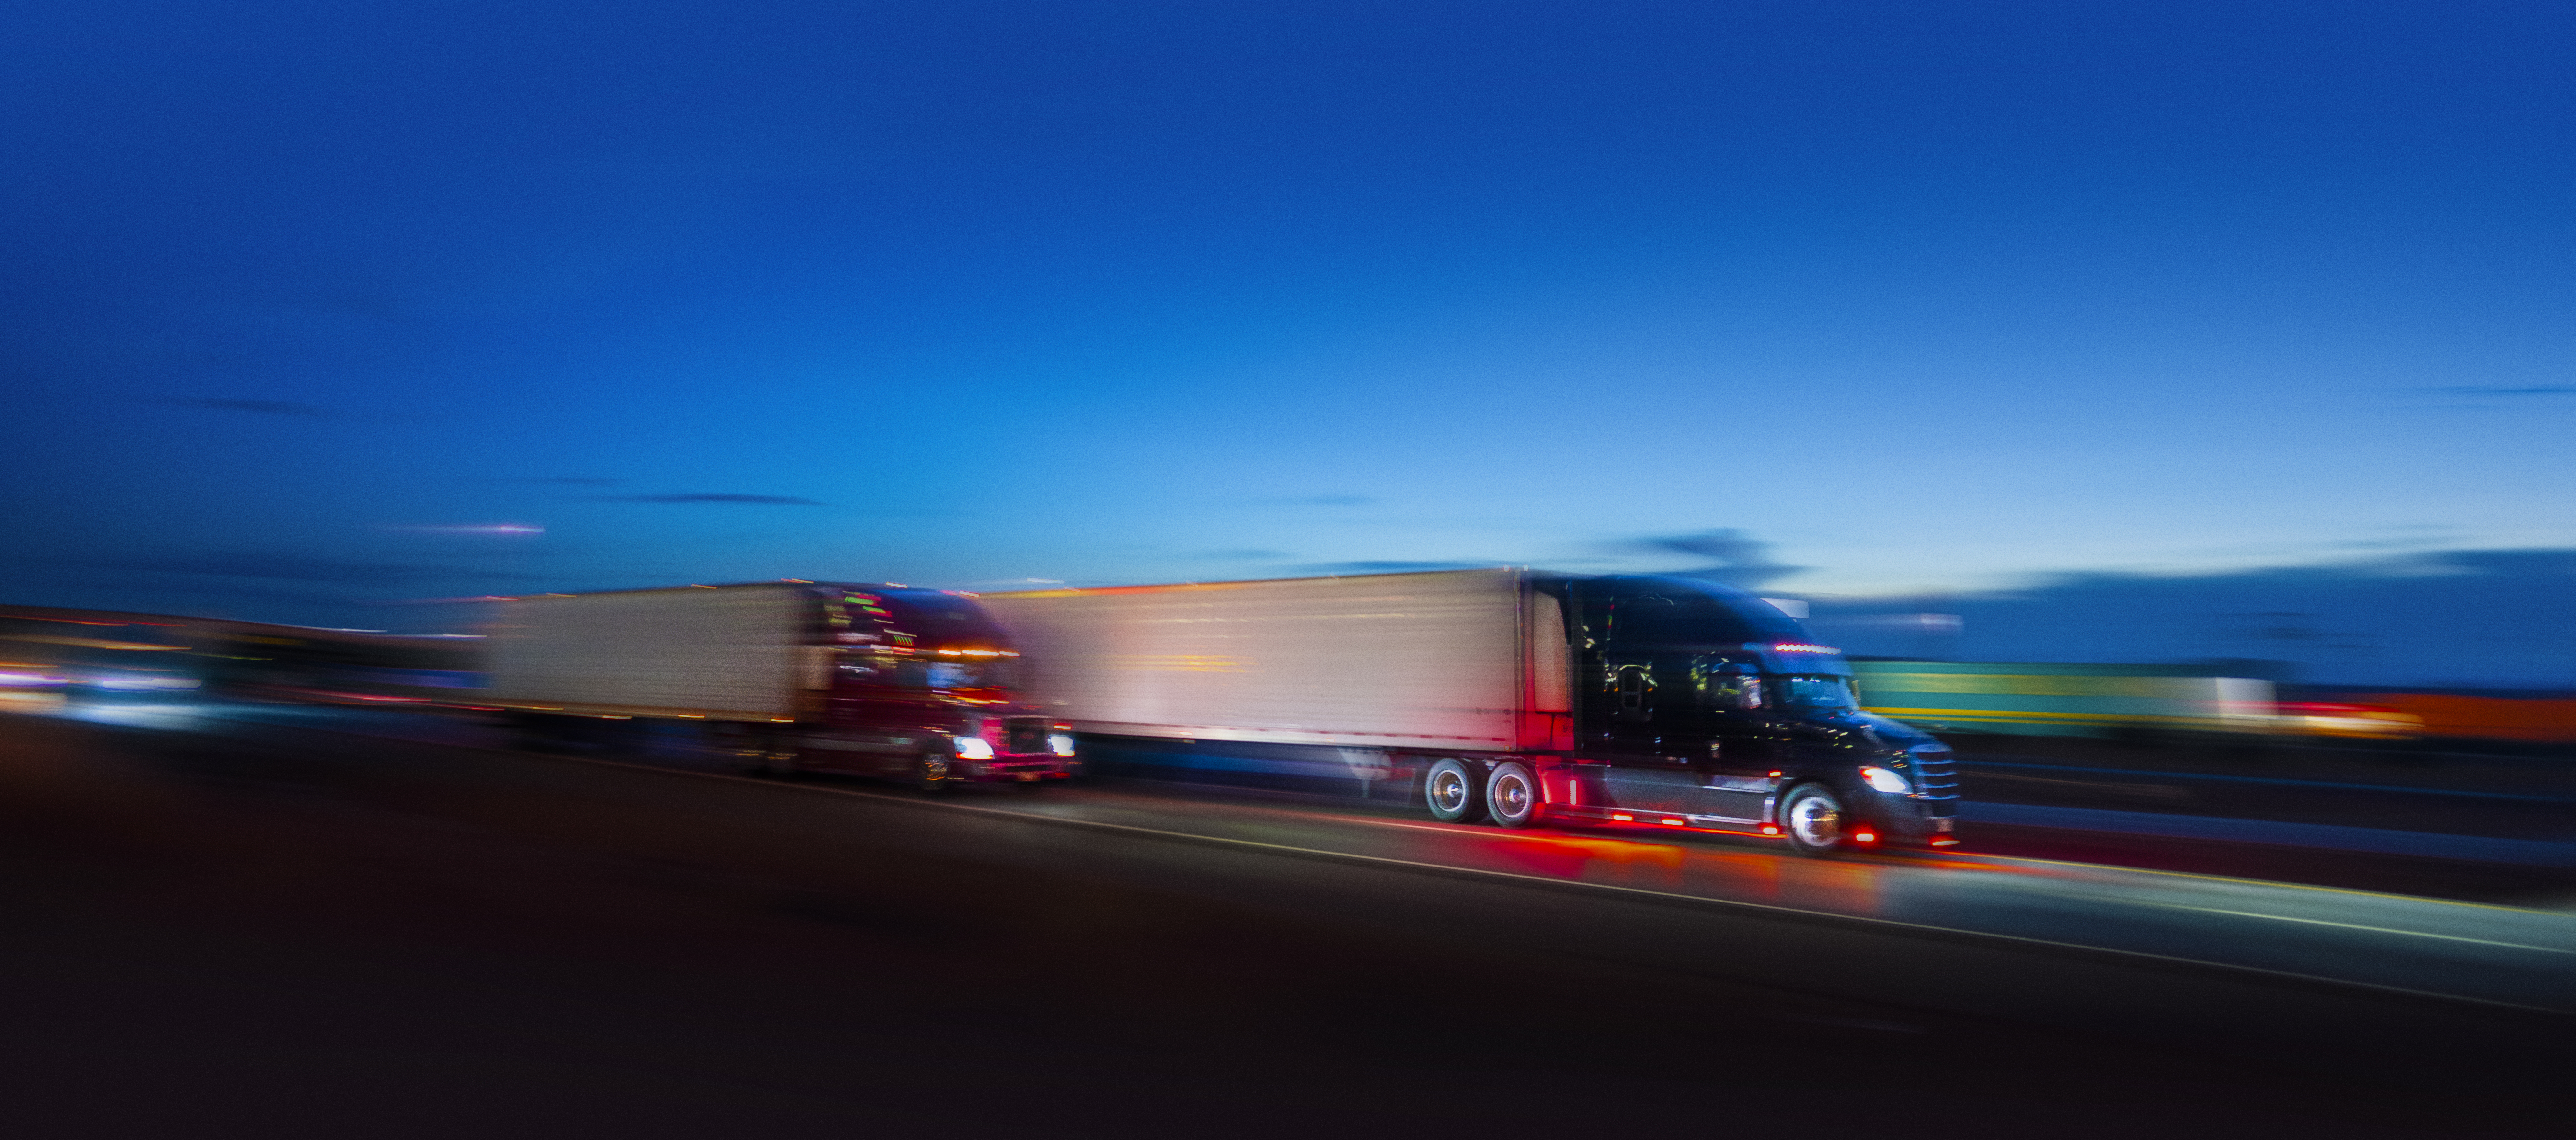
[916,753,954,795]
[1485,762,1540,828]
[1423,758,1484,823]
[1781,783,1847,857]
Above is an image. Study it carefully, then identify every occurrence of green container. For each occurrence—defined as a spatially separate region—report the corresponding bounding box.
[1849,660,2277,738]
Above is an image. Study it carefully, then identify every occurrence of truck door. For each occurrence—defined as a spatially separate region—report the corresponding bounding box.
[1594,653,1703,814]
[1691,658,1780,823]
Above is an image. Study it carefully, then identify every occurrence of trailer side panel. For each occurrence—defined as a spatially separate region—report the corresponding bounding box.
[985,570,1523,751]
[482,585,813,720]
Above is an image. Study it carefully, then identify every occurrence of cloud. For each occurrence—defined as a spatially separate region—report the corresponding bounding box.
[1265,495,1374,507]
[1630,529,1808,589]
[1800,546,2576,688]
[2428,385,2576,397]
[50,552,476,586]
[1294,559,1487,574]
[599,493,825,505]
[154,396,327,416]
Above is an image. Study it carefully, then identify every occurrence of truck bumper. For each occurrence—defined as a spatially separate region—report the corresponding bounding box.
[1880,804,1961,848]
[960,756,1073,783]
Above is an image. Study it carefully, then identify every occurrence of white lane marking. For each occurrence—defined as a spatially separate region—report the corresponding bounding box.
[198,711,2573,1015]
[2146,904,2573,954]
[1956,852,2567,917]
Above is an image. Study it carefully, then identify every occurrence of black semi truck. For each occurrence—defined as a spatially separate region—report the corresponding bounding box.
[984,569,1959,855]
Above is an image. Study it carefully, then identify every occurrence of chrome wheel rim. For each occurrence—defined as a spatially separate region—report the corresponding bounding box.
[1492,774,1531,820]
[1428,768,1469,815]
[1788,792,1840,848]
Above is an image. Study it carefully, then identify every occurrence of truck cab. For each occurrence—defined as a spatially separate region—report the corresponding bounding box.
[1541,575,1959,853]
[801,585,1078,789]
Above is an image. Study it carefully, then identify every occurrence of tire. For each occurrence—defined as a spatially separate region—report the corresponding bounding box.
[915,752,954,795]
[1485,762,1541,829]
[1423,758,1484,823]
[1780,783,1847,857]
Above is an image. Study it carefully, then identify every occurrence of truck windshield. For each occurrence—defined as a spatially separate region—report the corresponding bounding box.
[1774,674,1857,709]
[840,657,1022,690]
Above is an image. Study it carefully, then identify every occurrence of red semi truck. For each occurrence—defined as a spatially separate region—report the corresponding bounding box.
[481,581,1076,789]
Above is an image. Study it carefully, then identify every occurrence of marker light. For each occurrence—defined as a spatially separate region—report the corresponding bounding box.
[954,737,995,760]
[1760,824,1780,835]
[1859,766,1912,794]
[1048,734,1076,756]
[1610,813,1634,822]
[1852,828,1879,845]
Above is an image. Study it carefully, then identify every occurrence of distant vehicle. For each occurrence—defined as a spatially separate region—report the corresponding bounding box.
[984,569,1958,855]
[481,582,1076,790]
[0,611,197,703]
[191,625,484,706]
[2275,701,2420,739]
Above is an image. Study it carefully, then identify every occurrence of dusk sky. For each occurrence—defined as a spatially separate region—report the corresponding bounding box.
[6,1,2573,673]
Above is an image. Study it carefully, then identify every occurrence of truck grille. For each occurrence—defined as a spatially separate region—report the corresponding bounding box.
[1912,747,1960,818]
[1005,717,1050,756]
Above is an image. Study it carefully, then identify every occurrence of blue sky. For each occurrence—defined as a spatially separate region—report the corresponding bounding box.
[5,1,2573,676]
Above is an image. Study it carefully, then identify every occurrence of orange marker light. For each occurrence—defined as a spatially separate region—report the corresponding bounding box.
[1610,813,1634,822]
[1760,824,1780,835]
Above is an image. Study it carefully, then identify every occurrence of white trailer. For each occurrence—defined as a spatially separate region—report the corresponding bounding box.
[480,583,830,722]
[979,569,1573,756]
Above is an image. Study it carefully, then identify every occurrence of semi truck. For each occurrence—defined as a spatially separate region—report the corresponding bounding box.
[983,569,1959,854]
[481,581,1077,789]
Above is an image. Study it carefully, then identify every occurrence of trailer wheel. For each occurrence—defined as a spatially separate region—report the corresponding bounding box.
[1423,758,1484,823]
[1485,762,1541,828]
[1781,783,1846,857]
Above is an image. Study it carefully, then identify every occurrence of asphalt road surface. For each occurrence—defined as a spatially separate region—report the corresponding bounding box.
[5,701,2570,1137]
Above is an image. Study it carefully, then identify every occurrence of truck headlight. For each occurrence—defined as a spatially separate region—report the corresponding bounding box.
[1858,765,1911,794]
[954,737,995,760]
[1048,733,1076,756]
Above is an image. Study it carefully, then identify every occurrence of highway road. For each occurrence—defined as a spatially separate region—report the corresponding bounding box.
[6,698,2571,1136]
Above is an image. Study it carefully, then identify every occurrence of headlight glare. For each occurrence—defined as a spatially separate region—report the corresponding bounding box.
[953,736,995,760]
[1859,765,1911,794]
[1048,733,1076,756]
